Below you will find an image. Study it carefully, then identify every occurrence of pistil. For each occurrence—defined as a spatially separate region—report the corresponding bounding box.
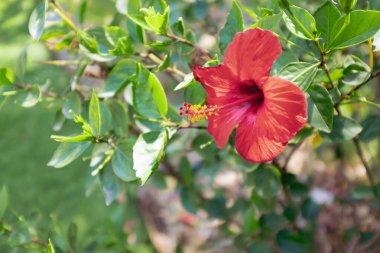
[179,92,263,123]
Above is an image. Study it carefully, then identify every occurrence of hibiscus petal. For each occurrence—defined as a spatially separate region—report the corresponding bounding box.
[224,28,282,87]
[193,64,241,100]
[193,65,250,148]
[208,104,250,148]
[235,113,287,163]
[257,77,307,143]
[235,77,307,163]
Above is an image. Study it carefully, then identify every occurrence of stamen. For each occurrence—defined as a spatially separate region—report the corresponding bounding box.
[178,92,263,123]
[178,103,219,122]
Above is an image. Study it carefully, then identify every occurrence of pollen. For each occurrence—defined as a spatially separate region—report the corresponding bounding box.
[179,103,219,122]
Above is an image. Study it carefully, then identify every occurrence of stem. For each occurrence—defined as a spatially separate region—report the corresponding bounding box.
[336,69,380,106]
[165,33,195,47]
[165,33,212,58]
[50,1,78,32]
[140,52,186,77]
[353,137,376,188]
[272,159,293,207]
[313,40,335,89]
[368,39,374,73]
[313,39,342,114]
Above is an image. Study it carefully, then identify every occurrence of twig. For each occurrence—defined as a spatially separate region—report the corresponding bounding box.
[283,141,304,170]
[165,33,212,58]
[140,52,186,77]
[353,137,376,189]
[49,0,78,32]
[336,69,380,106]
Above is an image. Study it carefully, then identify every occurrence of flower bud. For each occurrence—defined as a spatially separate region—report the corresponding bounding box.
[278,0,290,9]
[338,0,358,13]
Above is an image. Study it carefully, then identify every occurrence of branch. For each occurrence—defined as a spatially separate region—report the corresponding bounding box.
[353,137,376,189]
[337,69,380,106]
[165,33,212,58]
[139,52,186,77]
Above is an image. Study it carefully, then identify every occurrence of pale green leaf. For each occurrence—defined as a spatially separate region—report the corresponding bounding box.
[89,90,101,137]
[48,142,91,168]
[219,0,243,54]
[133,130,168,185]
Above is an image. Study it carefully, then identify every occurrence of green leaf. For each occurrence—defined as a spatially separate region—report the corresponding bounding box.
[104,26,133,56]
[342,56,371,86]
[184,82,206,105]
[89,90,101,137]
[252,166,281,198]
[102,59,137,97]
[67,222,78,250]
[242,208,259,234]
[125,0,145,43]
[0,186,8,220]
[307,85,334,132]
[108,100,129,137]
[51,134,92,142]
[0,67,15,86]
[112,140,137,182]
[173,17,185,37]
[260,212,287,236]
[28,0,48,41]
[374,30,380,52]
[250,241,274,253]
[133,63,168,118]
[314,1,341,48]
[19,84,41,108]
[282,5,317,40]
[63,92,82,119]
[78,31,99,54]
[99,165,120,206]
[359,115,380,142]
[219,0,243,54]
[47,239,56,253]
[301,198,320,220]
[328,10,380,49]
[321,115,362,142]
[78,0,87,24]
[351,184,373,199]
[256,14,284,37]
[179,157,193,187]
[179,186,198,214]
[157,53,171,72]
[289,126,314,144]
[48,142,91,168]
[133,130,168,185]
[116,0,127,14]
[278,62,319,91]
[109,36,133,56]
[18,47,28,84]
[73,113,93,136]
[174,73,195,91]
[140,6,169,35]
[277,229,311,253]
[70,60,88,90]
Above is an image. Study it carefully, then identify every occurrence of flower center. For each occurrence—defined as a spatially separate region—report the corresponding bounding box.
[179,92,263,123]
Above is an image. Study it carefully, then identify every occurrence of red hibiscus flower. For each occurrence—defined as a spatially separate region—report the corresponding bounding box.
[181,28,307,163]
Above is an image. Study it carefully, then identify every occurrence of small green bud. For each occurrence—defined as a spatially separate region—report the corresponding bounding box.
[278,0,290,9]
[338,0,358,13]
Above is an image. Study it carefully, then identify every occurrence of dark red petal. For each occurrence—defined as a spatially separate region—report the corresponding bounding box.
[193,64,241,100]
[234,77,307,162]
[208,105,250,148]
[235,114,287,163]
[224,28,282,87]
[257,77,307,143]
[193,65,250,148]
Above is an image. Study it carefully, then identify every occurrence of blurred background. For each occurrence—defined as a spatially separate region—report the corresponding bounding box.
[1,0,380,252]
